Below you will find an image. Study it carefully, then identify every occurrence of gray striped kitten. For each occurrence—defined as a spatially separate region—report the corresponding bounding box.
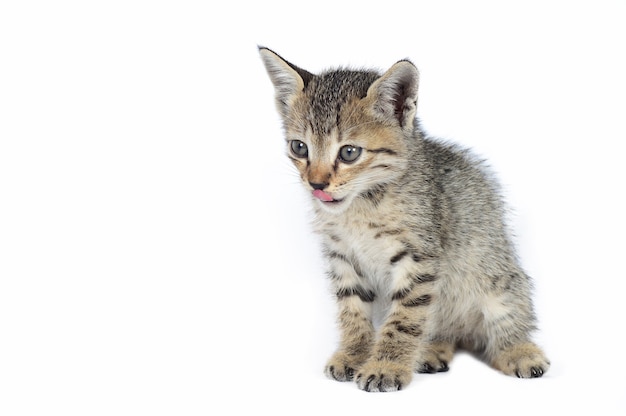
[259,47,549,392]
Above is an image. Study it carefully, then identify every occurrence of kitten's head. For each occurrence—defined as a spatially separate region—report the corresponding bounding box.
[259,47,419,214]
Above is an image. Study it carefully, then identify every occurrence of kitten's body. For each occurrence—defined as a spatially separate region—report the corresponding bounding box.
[260,47,549,392]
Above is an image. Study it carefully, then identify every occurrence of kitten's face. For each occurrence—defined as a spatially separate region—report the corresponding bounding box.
[283,92,407,214]
[260,48,419,214]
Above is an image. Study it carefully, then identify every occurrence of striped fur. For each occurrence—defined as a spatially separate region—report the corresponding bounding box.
[260,47,550,392]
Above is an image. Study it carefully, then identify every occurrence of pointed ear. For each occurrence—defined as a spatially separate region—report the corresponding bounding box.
[258,47,314,118]
[365,60,419,130]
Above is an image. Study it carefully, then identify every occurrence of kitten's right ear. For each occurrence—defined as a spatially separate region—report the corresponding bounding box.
[258,47,313,118]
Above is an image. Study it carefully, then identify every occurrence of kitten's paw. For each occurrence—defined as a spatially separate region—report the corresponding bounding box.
[324,351,366,382]
[415,341,454,373]
[492,342,550,378]
[355,360,412,392]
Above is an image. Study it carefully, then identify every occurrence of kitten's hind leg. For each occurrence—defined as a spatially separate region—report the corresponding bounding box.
[492,342,550,378]
[415,340,454,373]
[480,290,550,378]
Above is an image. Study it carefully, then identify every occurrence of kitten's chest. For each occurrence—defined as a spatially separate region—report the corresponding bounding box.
[319,209,406,289]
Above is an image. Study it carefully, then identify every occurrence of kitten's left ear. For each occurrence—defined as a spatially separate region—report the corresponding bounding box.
[365,60,419,131]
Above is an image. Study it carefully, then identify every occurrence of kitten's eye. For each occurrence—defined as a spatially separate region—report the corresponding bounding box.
[290,140,308,158]
[339,145,362,163]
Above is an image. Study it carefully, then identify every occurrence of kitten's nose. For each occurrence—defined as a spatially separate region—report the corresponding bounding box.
[309,182,328,191]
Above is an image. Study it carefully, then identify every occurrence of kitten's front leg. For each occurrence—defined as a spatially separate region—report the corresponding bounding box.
[324,295,375,381]
[324,290,375,381]
[356,266,438,392]
[355,305,426,392]
[324,256,376,382]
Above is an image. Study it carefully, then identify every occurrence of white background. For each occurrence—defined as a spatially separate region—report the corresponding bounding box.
[1,1,625,415]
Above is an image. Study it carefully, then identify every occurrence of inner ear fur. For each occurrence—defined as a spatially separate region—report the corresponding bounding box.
[366,60,419,129]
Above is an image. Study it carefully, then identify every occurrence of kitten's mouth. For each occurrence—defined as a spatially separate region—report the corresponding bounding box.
[312,189,343,204]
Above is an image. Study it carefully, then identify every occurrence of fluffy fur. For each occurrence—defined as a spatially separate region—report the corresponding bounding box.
[259,47,549,392]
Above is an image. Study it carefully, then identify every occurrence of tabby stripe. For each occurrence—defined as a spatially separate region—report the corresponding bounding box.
[413,274,437,284]
[325,250,364,278]
[374,229,403,239]
[391,286,412,301]
[336,286,376,302]
[326,250,350,264]
[391,274,438,300]
[401,294,432,308]
[389,250,409,264]
[394,322,422,337]
[361,185,387,206]
[369,148,397,155]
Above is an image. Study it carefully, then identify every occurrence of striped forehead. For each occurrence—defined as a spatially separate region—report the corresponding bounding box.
[303,69,379,136]
[305,84,345,135]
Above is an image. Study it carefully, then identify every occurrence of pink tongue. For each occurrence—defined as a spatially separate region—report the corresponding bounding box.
[312,189,334,202]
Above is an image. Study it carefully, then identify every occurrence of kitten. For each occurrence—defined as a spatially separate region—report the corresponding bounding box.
[259,47,550,392]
